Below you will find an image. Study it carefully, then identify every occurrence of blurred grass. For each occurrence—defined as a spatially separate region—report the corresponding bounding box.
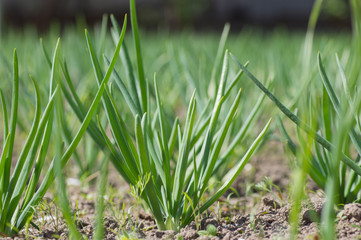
[0,23,352,179]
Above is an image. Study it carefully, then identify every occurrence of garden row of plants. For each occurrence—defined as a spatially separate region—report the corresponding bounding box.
[0,0,360,239]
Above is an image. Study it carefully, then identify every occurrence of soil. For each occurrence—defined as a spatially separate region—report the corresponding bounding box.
[3,141,361,240]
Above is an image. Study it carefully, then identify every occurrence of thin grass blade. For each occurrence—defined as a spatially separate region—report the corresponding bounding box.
[130,0,147,111]
[2,49,19,196]
[0,89,8,141]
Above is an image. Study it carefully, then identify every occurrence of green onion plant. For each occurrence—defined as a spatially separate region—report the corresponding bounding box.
[59,0,271,231]
[59,1,271,232]
[0,14,127,236]
[231,51,361,239]
[231,50,361,198]
[0,48,59,236]
[230,1,361,234]
[89,0,271,231]
[96,52,270,230]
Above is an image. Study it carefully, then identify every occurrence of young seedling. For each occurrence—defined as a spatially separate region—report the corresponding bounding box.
[198,224,218,237]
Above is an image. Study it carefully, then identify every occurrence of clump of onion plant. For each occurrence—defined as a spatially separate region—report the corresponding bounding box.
[96,51,270,230]
[0,15,127,236]
[230,5,361,235]
[86,0,270,230]
[58,0,270,231]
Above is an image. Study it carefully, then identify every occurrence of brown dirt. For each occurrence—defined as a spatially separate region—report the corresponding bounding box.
[2,141,361,239]
[6,193,361,240]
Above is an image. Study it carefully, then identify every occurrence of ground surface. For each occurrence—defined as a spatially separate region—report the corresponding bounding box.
[3,141,361,240]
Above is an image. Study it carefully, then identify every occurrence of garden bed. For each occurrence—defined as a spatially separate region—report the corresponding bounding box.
[3,143,361,240]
